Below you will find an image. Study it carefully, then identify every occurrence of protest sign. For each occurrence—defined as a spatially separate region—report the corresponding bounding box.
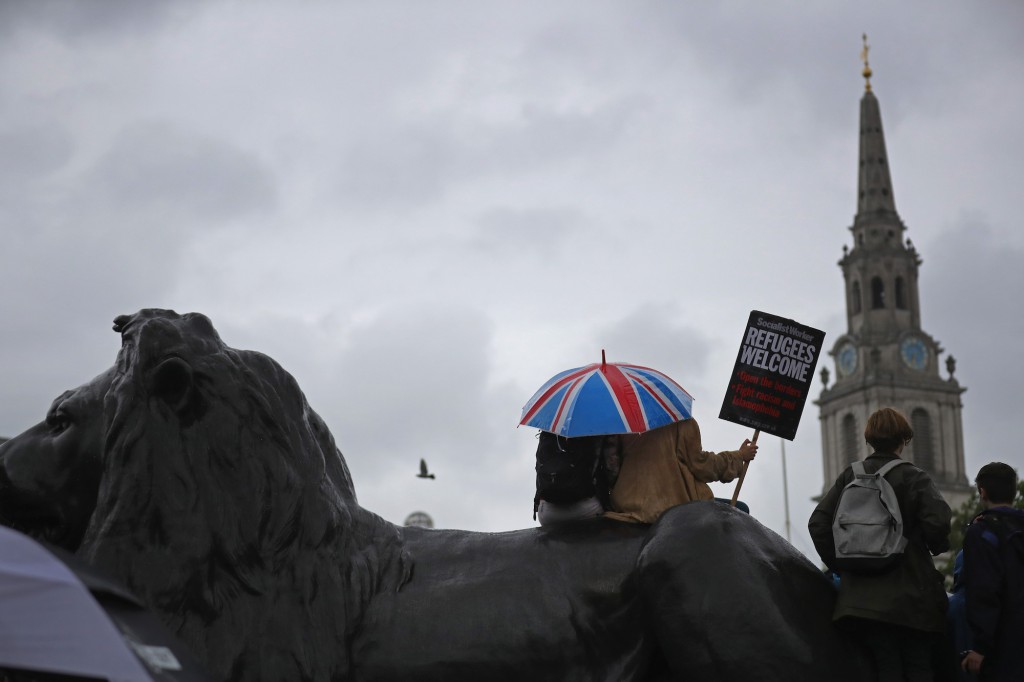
[718,310,826,441]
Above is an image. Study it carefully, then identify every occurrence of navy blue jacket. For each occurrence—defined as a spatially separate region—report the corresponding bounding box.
[962,507,1024,681]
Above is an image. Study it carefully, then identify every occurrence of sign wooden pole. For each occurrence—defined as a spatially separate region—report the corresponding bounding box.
[730,429,759,507]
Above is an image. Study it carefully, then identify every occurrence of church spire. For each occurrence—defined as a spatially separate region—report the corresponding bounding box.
[856,35,897,218]
[843,38,918,337]
[817,38,971,512]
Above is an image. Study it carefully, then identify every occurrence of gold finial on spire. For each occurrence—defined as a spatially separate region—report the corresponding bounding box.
[860,33,872,92]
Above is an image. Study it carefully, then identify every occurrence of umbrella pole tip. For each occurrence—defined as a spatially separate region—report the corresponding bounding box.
[601,349,606,367]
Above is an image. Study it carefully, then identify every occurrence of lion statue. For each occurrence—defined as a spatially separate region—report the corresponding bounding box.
[0,310,872,682]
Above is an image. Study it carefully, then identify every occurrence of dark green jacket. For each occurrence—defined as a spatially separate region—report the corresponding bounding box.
[808,452,952,633]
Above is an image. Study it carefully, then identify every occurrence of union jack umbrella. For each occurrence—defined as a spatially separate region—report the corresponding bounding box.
[520,351,694,437]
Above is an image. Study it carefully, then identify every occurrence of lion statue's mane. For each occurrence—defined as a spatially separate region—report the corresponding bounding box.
[81,310,410,680]
[0,310,873,682]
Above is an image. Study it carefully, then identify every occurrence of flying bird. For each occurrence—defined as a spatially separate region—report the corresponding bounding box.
[417,458,436,479]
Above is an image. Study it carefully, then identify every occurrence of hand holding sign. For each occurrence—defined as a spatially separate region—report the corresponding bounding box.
[737,438,758,461]
[730,430,760,506]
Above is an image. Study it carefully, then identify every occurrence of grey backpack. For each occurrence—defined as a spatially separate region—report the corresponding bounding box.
[831,459,910,572]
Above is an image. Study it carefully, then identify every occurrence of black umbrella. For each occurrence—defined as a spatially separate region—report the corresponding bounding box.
[0,524,212,679]
[42,544,215,682]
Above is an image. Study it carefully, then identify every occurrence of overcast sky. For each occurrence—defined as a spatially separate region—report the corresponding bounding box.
[2,1,1022,560]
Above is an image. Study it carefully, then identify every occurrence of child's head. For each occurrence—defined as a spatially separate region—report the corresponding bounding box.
[863,407,913,453]
[975,462,1018,505]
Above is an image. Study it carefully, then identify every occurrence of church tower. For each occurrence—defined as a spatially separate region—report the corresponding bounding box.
[816,38,972,509]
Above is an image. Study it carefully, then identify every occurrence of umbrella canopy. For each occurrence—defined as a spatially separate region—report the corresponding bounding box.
[44,545,216,682]
[0,526,214,682]
[0,525,153,681]
[520,352,694,437]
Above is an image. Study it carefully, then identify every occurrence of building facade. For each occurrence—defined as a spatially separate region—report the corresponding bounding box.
[815,51,972,510]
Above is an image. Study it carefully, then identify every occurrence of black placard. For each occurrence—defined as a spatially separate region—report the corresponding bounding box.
[718,311,826,441]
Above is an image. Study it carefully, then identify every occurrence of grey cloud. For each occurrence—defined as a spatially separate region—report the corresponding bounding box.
[328,305,495,462]
[614,3,1023,136]
[471,205,587,257]
[90,121,277,222]
[0,122,270,323]
[0,179,182,368]
[594,305,716,400]
[334,128,454,209]
[0,122,275,419]
[922,219,1024,470]
[487,100,639,169]
[333,98,639,211]
[0,0,195,42]
[0,123,74,187]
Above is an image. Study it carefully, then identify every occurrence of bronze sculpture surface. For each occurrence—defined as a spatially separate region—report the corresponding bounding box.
[0,309,872,681]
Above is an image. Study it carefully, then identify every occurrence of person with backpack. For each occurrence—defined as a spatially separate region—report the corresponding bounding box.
[534,432,619,526]
[808,407,952,682]
[959,462,1024,681]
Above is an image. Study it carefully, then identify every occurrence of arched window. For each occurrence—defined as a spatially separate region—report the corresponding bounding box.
[842,414,860,465]
[895,277,906,309]
[871,277,885,309]
[851,281,862,314]
[910,408,935,473]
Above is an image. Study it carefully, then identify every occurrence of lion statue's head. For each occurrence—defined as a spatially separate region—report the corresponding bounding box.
[0,309,409,681]
[0,367,113,549]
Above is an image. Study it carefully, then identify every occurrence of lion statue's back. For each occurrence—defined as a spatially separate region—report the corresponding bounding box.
[354,519,655,681]
[352,505,871,682]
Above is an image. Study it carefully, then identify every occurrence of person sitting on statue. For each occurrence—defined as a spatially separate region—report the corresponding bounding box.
[534,432,621,526]
[603,417,757,525]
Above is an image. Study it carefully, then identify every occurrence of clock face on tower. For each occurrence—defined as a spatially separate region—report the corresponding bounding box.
[837,342,858,377]
[900,336,929,371]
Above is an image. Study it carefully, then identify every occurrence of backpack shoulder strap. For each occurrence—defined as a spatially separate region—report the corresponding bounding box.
[850,461,867,477]
[976,512,1024,547]
[875,459,911,478]
[1007,520,1024,559]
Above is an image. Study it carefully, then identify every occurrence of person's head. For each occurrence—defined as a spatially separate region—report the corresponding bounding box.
[975,462,1018,506]
[863,407,913,453]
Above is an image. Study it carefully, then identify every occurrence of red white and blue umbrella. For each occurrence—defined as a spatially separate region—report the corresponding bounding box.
[520,352,694,437]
